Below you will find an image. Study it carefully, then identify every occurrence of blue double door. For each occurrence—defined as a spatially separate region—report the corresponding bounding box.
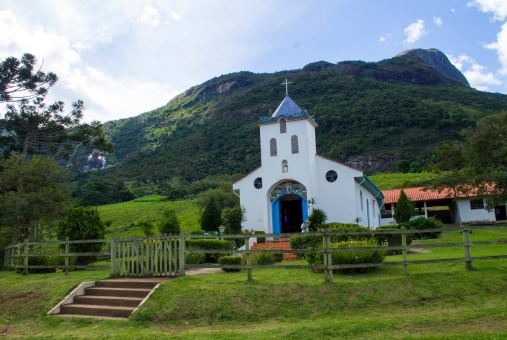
[272,194,308,234]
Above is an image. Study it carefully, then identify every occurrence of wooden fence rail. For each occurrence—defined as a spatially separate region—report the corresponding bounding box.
[3,225,507,283]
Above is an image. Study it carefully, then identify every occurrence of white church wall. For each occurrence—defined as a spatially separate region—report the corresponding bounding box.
[315,156,364,226]
[456,198,496,223]
[232,168,266,232]
[355,186,380,229]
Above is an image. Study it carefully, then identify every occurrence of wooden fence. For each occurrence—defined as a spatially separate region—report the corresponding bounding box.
[3,225,507,283]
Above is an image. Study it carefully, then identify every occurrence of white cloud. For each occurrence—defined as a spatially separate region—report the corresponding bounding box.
[484,22,507,75]
[379,36,386,42]
[170,11,181,21]
[464,64,503,90]
[448,53,503,90]
[468,0,507,21]
[137,5,159,26]
[433,16,443,27]
[451,8,456,13]
[448,54,474,71]
[0,9,177,122]
[404,19,427,44]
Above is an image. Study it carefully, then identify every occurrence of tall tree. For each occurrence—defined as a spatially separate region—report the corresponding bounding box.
[0,155,70,241]
[461,112,507,207]
[393,189,415,223]
[0,53,57,103]
[0,53,112,163]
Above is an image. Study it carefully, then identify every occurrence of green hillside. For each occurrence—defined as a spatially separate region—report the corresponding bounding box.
[98,198,201,237]
[77,54,507,193]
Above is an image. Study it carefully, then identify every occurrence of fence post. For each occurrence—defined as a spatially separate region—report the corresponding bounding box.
[462,227,473,270]
[110,236,116,277]
[326,230,333,284]
[178,231,186,276]
[245,234,252,281]
[23,239,28,275]
[3,247,8,269]
[64,236,69,275]
[401,228,409,276]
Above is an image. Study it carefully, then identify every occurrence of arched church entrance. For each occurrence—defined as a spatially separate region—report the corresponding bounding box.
[270,181,308,234]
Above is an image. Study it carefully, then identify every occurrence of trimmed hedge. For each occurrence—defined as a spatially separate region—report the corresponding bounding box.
[186,239,232,263]
[186,253,206,264]
[290,223,372,255]
[398,217,443,239]
[306,239,385,274]
[218,256,241,272]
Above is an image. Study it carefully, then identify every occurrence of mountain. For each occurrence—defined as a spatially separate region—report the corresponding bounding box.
[396,48,470,86]
[77,49,507,191]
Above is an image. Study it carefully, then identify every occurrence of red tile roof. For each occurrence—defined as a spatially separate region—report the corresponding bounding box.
[382,186,471,204]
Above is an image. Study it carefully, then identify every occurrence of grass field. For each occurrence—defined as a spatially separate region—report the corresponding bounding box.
[1,227,506,339]
[98,198,201,237]
[369,172,439,190]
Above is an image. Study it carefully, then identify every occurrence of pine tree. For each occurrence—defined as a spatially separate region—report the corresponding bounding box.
[393,189,415,223]
[200,196,222,232]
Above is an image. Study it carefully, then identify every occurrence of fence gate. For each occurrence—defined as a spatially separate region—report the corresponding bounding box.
[110,236,179,277]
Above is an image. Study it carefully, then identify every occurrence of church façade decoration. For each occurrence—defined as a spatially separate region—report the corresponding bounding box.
[269,181,307,202]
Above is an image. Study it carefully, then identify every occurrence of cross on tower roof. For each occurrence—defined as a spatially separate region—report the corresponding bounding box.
[281,79,292,96]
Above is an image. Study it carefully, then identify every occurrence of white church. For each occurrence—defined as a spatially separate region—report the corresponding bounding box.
[233,82,385,234]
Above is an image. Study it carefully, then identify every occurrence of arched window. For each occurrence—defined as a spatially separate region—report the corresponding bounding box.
[282,160,288,173]
[280,118,287,134]
[291,135,299,154]
[270,138,277,157]
[360,190,363,212]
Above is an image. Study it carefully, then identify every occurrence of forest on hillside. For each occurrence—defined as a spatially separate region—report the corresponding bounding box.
[71,55,507,202]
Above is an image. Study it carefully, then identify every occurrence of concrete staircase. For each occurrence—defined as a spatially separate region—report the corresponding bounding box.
[251,237,299,261]
[58,278,168,319]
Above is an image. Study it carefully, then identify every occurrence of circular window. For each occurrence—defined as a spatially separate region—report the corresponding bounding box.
[325,170,338,183]
[253,177,262,189]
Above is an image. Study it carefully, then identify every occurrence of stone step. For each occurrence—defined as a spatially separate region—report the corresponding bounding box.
[85,287,152,298]
[60,304,135,318]
[73,295,144,307]
[96,279,162,290]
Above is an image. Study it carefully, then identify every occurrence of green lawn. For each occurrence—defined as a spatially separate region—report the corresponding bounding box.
[1,228,506,339]
[98,198,201,237]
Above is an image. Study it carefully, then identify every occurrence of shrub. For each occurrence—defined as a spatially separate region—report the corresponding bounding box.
[16,255,77,274]
[305,239,385,274]
[376,226,413,255]
[186,239,232,263]
[241,253,276,265]
[158,209,180,235]
[138,219,156,237]
[254,231,266,243]
[221,206,245,235]
[56,206,106,265]
[399,217,443,239]
[308,208,327,231]
[218,256,241,272]
[289,235,321,253]
[273,253,283,262]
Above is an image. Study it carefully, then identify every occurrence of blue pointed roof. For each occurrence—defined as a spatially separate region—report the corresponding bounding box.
[271,96,303,118]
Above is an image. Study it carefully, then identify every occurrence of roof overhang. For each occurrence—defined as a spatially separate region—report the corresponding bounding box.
[355,176,386,213]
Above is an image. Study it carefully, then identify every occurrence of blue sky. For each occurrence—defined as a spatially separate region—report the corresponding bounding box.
[1,0,506,122]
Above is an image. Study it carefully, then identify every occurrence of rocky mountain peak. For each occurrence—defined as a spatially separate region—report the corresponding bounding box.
[396,48,469,86]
